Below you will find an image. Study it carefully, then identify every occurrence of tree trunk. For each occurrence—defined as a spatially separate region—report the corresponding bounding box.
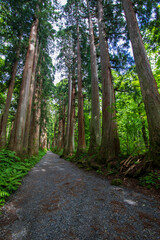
[77,23,86,152]
[9,18,39,155]
[87,0,101,153]
[63,72,72,155]
[122,0,160,166]
[68,72,76,154]
[23,38,39,153]
[0,34,22,149]
[98,0,119,162]
[40,118,47,150]
[28,72,43,156]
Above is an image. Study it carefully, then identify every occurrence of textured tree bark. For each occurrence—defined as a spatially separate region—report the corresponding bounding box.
[87,0,101,152]
[40,121,47,150]
[23,38,39,153]
[9,18,39,155]
[122,0,160,166]
[28,72,43,156]
[98,0,120,162]
[68,72,76,154]
[63,72,72,155]
[77,23,86,152]
[0,35,22,149]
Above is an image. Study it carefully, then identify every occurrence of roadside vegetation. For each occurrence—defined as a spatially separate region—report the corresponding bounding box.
[0,149,47,206]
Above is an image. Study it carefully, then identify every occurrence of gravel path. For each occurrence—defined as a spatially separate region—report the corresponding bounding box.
[0,151,160,240]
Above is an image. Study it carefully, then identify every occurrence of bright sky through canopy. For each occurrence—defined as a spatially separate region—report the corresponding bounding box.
[59,0,67,6]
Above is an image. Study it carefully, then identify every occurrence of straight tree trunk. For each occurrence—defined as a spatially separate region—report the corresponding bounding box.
[98,0,120,161]
[0,35,22,149]
[77,23,86,152]
[57,102,65,150]
[28,72,43,155]
[63,72,72,155]
[122,0,160,166]
[87,0,101,153]
[9,18,39,155]
[23,38,39,153]
[68,72,76,154]
[40,118,47,150]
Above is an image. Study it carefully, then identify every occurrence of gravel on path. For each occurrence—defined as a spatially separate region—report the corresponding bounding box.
[0,151,160,240]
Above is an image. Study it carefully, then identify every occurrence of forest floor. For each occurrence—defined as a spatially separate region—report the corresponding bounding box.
[0,151,160,240]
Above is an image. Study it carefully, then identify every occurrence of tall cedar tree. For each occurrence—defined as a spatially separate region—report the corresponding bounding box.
[28,66,43,155]
[9,17,39,154]
[98,0,120,161]
[68,57,76,153]
[87,0,101,153]
[23,38,40,152]
[122,0,160,166]
[77,23,86,152]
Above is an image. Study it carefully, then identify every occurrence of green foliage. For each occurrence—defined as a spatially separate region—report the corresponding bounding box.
[139,171,160,189]
[0,149,46,206]
[96,168,103,175]
[111,178,122,186]
[106,169,118,175]
[114,68,149,156]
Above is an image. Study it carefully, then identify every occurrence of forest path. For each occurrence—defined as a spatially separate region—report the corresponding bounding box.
[0,151,160,240]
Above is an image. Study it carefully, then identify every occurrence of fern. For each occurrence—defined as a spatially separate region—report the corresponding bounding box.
[0,191,10,197]
[0,149,47,207]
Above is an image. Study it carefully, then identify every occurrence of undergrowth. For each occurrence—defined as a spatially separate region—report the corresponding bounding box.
[0,149,46,207]
[51,148,160,192]
[139,170,160,189]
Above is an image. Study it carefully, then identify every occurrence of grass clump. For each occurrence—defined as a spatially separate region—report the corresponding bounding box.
[0,149,46,206]
[111,178,122,186]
